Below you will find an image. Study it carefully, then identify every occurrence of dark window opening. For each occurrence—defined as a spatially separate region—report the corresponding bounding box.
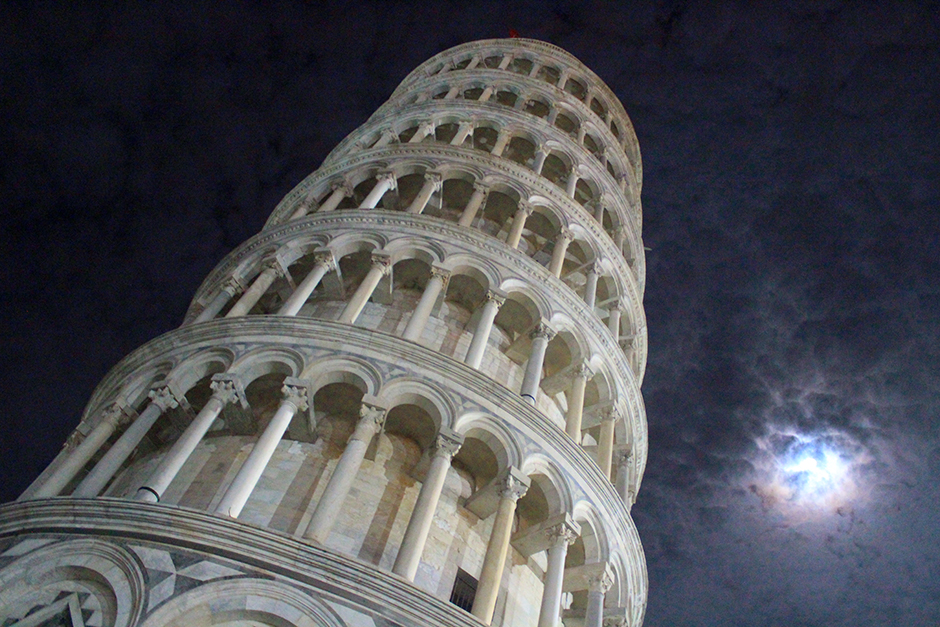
[449,568,478,612]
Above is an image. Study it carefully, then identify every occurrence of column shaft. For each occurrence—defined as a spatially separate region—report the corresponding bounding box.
[564,370,589,441]
[608,306,622,337]
[32,408,124,498]
[392,431,463,580]
[584,267,600,309]
[585,588,605,627]
[304,404,386,543]
[471,479,527,624]
[339,258,389,324]
[135,379,238,502]
[406,174,442,214]
[226,265,279,318]
[361,175,395,208]
[277,257,333,316]
[538,534,571,627]
[402,270,447,341]
[458,185,488,227]
[549,231,572,277]
[521,327,553,403]
[464,294,502,369]
[215,390,305,518]
[598,416,617,480]
[506,205,531,249]
[194,283,239,323]
[73,399,168,498]
[318,184,350,213]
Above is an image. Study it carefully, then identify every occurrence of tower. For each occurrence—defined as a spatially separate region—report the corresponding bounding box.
[1,37,648,627]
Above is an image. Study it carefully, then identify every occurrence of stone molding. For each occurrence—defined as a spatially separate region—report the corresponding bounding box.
[185,210,648,385]
[70,317,647,565]
[0,500,500,627]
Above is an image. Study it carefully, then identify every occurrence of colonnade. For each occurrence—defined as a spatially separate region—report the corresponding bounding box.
[31,369,633,626]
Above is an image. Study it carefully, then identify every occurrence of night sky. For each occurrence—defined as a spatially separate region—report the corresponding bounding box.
[2,3,939,626]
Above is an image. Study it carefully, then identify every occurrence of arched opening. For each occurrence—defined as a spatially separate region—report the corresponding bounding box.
[472,125,499,152]
[437,177,474,221]
[541,153,570,188]
[503,136,536,167]
[478,190,518,239]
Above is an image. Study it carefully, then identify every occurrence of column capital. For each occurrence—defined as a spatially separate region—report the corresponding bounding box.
[547,520,580,547]
[432,427,464,459]
[497,467,530,502]
[424,170,444,190]
[371,252,393,275]
[588,563,615,593]
[601,406,621,424]
[429,265,452,284]
[148,384,181,412]
[575,362,596,380]
[313,248,337,272]
[62,430,84,451]
[472,181,491,195]
[209,373,245,406]
[484,289,506,307]
[589,259,606,274]
[615,448,632,468]
[358,401,388,431]
[281,378,310,412]
[101,401,135,429]
[516,200,535,217]
[379,128,399,144]
[221,276,245,296]
[530,322,556,342]
[260,256,288,279]
[376,170,398,189]
[556,227,574,243]
[331,179,354,195]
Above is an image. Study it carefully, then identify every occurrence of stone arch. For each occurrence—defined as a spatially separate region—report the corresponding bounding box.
[518,454,572,528]
[571,500,608,564]
[453,412,523,491]
[138,578,345,627]
[303,356,381,398]
[120,360,176,411]
[230,347,304,387]
[376,376,453,434]
[167,348,235,393]
[0,539,146,627]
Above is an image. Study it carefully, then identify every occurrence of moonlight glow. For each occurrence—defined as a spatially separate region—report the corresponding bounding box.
[751,427,867,513]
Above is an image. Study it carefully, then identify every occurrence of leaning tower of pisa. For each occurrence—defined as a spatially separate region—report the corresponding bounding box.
[1,39,648,627]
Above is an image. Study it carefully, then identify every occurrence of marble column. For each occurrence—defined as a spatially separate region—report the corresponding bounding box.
[406,171,443,214]
[316,181,354,213]
[614,450,633,509]
[607,303,623,338]
[372,128,398,148]
[72,386,180,498]
[226,260,283,318]
[584,262,601,309]
[304,401,387,543]
[457,182,489,227]
[533,149,548,175]
[549,229,573,278]
[463,290,505,369]
[506,201,533,249]
[135,375,242,503]
[32,403,133,498]
[339,253,391,324]
[584,566,614,627]
[392,428,464,580]
[361,171,397,208]
[597,409,619,480]
[471,469,530,624]
[215,380,309,518]
[491,129,512,157]
[521,323,555,403]
[402,266,449,341]
[566,172,579,198]
[193,278,242,323]
[277,251,336,316]
[537,522,579,627]
[450,121,474,146]
[408,121,435,143]
[564,363,594,441]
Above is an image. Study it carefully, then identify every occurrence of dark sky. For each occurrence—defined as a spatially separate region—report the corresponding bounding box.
[2,2,939,626]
